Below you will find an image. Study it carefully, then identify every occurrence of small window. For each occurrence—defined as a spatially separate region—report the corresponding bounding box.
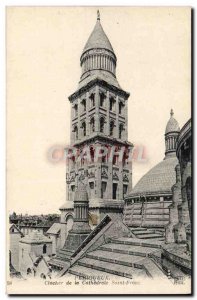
[81,99,86,112]
[73,125,78,140]
[101,182,107,198]
[89,182,94,189]
[73,104,78,117]
[100,117,105,133]
[90,118,95,133]
[90,93,95,108]
[43,244,47,254]
[90,146,95,162]
[119,102,124,114]
[119,124,124,139]
[110,97,115,111]
[123,185,128,197]
[110,121,114,136]
[81,122,86,136]
[100,93,105,107]
[113,183,118,199]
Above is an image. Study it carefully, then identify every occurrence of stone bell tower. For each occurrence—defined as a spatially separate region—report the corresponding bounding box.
[60,11,133,227]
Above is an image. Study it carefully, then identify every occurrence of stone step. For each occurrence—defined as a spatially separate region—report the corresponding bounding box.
[135,233,163,239]
[48,258,69,269]
[77,257,147,279]
[138,258,168,279]
[145,216,169,220]
[69,265,125,280]
[99,243,160,257]
[133,230,156,235]
[109,237,163,248]
[86,250,147,269]
[131,227,148,232]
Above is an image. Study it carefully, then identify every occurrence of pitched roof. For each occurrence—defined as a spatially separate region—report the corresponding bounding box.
[126,156,178,198]
[46,223,61,235]
[9,223,24,236]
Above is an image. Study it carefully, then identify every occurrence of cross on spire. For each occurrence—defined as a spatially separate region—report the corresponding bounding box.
[97,10,100,21]
[170,109,174,117]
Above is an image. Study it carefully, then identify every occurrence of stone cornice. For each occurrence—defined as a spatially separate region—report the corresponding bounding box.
[68,78,130,102]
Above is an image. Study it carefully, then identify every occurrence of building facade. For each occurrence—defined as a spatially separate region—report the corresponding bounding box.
[19,231,52,278]
[60,12,133,241]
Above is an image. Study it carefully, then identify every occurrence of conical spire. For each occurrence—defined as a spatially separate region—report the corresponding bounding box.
[82,11,115,55]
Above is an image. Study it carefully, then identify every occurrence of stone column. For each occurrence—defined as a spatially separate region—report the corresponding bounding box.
[106,91,110,135]
[115,96,119,139]
[95,86,99,132]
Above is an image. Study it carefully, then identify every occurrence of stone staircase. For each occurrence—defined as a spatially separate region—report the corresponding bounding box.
[67,237,168,280]
[130,227,165,241]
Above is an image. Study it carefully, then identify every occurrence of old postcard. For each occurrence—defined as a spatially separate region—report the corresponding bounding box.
[7,7,192,294]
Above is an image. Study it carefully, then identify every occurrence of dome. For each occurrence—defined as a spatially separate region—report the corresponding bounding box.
[126,156,178,198]
[165,109,180,134]
[74,184,88,202]
[82,15,114,55]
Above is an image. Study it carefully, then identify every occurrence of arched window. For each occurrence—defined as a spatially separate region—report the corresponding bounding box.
[119,123,124,139]
[110,97,115,111]
[81,99,86,112]
[100,117,105,133]
[90,146,95,163]
[90,93,95,108]
[43,244,47,254]
[100,93,105,107]
[119,102,124,114]
[73,125,78,140]
[110,120,114,136]
[73,104,78,117]
[81,122,86,136]
[90,118,95,133]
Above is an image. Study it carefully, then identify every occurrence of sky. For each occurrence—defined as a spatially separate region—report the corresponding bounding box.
[7,7,191,214]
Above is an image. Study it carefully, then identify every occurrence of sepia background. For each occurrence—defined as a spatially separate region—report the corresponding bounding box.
[7,7,191,214]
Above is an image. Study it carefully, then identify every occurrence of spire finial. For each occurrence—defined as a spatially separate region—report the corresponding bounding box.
[97,10,100,21]
[170,109,174,117]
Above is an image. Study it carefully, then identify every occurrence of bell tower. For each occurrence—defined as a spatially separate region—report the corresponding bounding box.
[60,11,133,227]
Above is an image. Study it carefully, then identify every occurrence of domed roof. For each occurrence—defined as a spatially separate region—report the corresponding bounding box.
[20,230,51,244]
[74,184,88,202]
[127,156,178,198]
[165,109,180,134]
[82,12,114,55]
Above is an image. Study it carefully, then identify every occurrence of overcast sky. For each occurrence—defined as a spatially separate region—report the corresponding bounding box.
[7,7,191,214]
